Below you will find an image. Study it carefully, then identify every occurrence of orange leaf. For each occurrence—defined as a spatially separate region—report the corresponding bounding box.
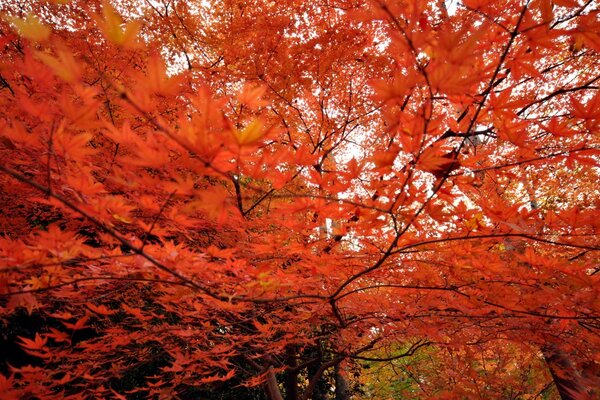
[86,303,117,316]
[238,83,268,110]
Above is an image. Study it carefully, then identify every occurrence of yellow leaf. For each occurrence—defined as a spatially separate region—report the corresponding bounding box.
[97,1,140,47]
[35,46,81,82]
[234,119,265,146]
[493,243,506,252]
[113,213,132,224]
[5,14,51,42]
[464,212,484,231]
[101,2,124,41]
[25,275,51,290]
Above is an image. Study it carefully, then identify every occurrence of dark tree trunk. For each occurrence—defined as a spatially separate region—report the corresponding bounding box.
[334,363,350,400]
[306,360,329,400]
[285,346,299,400]
[263,365,284,400]
[542,344,587,400]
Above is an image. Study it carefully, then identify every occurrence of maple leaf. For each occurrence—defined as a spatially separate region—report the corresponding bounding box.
[234,119,267,146]
[35,46,81,83]
[254,319,274,335]
[197,369,236,384]
[62,315,91,331]
[86,303,117,316]
[142,54,185,96]
[95,1,141,47]
[464,212,485,232]
[24,275,51,290]
[237,83,268,110]
[121,304,152,321]
[48,311,74,320]
[242,373,268,388]
[418,146,460,177]
[53,121,94,159]
[372,143,400,169]
[0,373,16,398]
[6,294,39,315]
[17,333,47,351]
[543,118,577,137]
[44,328,71,344]
[5,14,50,42]
[16,333,52,359]
[0,1,598,398]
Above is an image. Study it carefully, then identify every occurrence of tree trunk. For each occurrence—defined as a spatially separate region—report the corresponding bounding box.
[334,363,351,400]
[285,346,299,400]
[542,344,587,400]
[263,365,284,400]
[306,360,329,400]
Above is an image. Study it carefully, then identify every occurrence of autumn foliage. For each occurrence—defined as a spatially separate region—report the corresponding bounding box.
[0,0,599,399]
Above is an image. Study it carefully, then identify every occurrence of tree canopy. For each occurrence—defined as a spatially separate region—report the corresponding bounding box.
[0,0,599,399]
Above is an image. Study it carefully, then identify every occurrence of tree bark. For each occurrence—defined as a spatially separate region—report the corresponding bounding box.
[334,363,351,400]
[542,344,587,400]
[285,346,299,400]
[263,365,284,400]
[302,356,344,400]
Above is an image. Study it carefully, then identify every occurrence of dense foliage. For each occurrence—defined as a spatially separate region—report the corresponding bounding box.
[0,0,599,398]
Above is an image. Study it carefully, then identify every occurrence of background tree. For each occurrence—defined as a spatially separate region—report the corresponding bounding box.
[0,0,599,399]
